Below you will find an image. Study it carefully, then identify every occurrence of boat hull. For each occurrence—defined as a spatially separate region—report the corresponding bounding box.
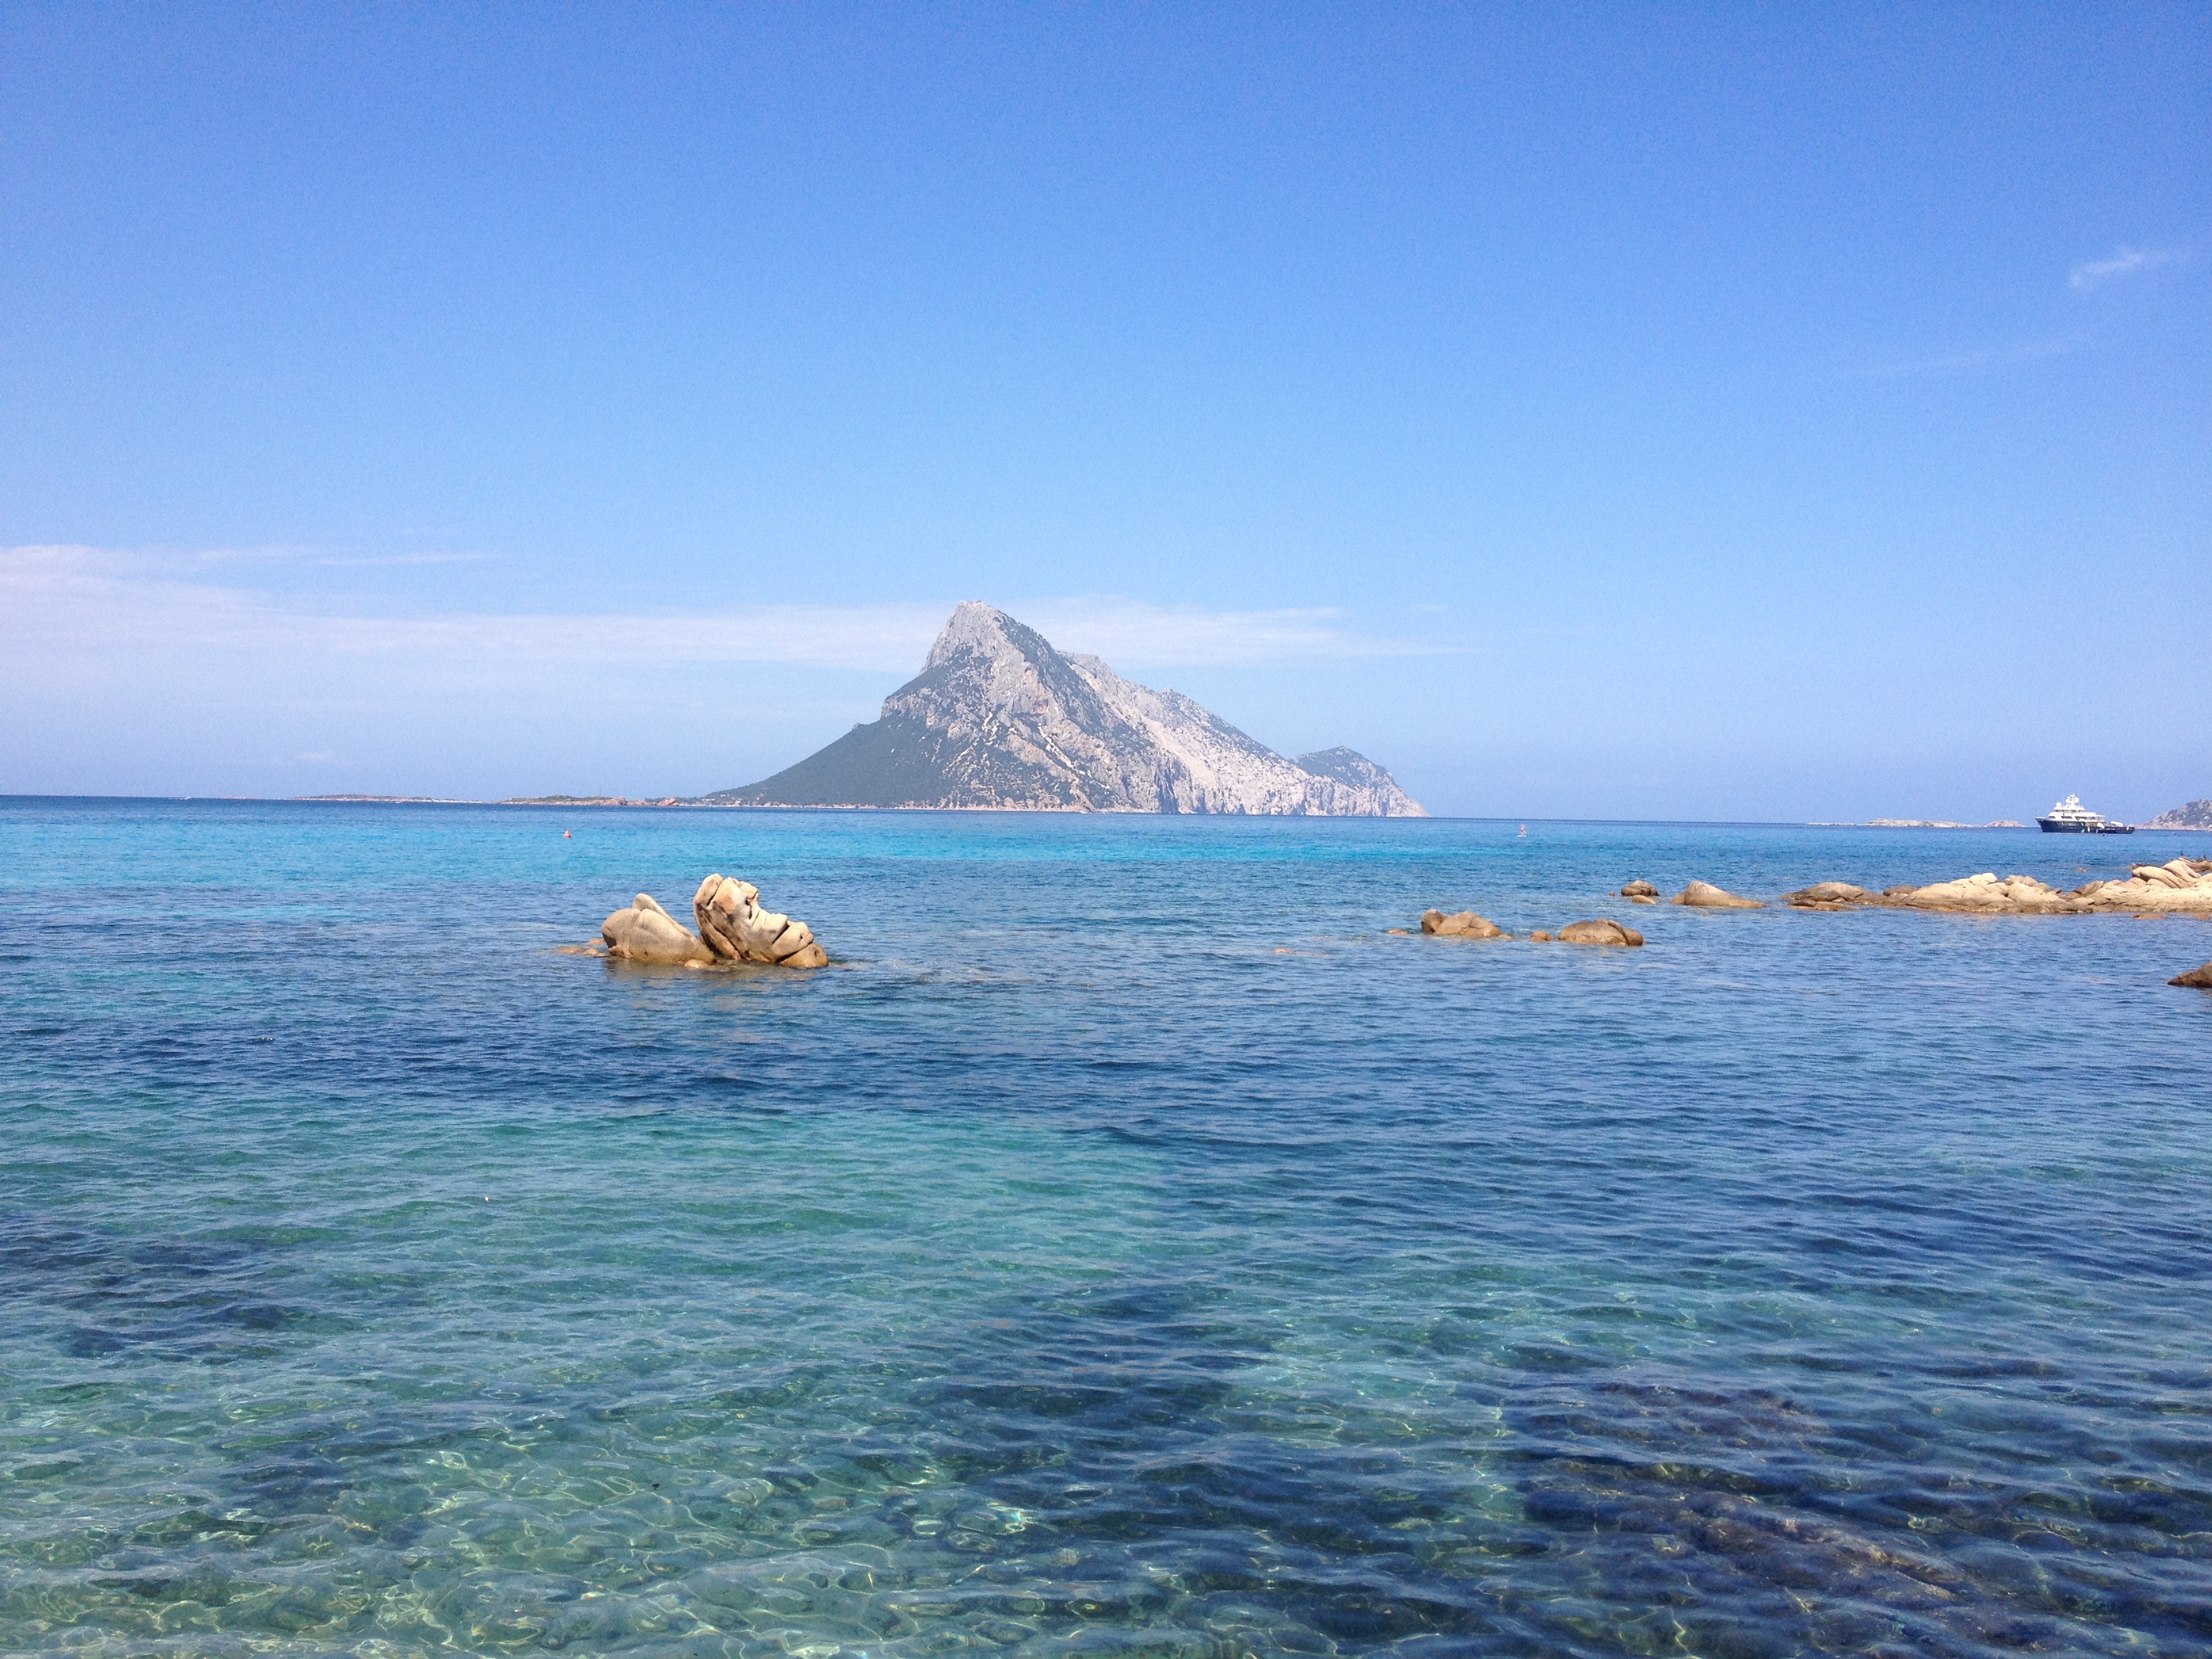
[2038,818,2134,834]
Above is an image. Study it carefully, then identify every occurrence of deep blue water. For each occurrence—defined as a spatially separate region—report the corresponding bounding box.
[3,798,2211,1658]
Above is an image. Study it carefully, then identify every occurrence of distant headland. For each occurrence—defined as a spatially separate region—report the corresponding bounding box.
[2146,799,2212,831]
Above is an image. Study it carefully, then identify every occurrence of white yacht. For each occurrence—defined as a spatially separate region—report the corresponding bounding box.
[2036,794,2134,834]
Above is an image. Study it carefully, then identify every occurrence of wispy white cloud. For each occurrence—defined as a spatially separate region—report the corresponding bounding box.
[1839,337,2080,380]
[1014,597,1438,666]
[0,547,1445,681]
[2069,245,2179,291]
[0,546,947,672]
[312,550,496,569]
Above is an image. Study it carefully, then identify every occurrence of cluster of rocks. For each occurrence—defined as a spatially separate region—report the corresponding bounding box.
[1778,857,2212,915]
[1406,878,1769,948]
[1406,860,2212,985]
[1418,909,1643,947]
[1612,879,1764,908]
[581,856,2212,988]
[1614,878,1764,907]
[599,874,827,968]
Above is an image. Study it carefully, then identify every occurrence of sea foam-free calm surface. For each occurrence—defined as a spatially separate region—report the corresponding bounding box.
[4,799,2210,1658]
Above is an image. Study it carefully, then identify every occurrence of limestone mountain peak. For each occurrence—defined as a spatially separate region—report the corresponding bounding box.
[706,604,1425,815]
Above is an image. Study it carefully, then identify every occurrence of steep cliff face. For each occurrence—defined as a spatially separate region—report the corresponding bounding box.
[706,602,1426,815]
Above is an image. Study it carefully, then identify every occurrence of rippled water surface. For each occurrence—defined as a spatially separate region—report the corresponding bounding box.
[4,799,2211,1658]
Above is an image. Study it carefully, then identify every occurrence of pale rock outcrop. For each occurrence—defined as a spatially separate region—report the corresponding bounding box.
[1420,909,1507,939]
[2072,858,2212,911]
[1900,872,2070,910]
[2131,858,2211,889]
[601,895,717,964]
[1620,880,1658,898]
[693,874,830,968]
[1556,919,1645,946]
[2171,962,2212,988]
[1781,859,2212,915]
[1674,881,1764,909]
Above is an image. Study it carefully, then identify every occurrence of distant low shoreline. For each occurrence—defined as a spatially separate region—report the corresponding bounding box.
[1805,827,2026,836]
[2,794,2205,830]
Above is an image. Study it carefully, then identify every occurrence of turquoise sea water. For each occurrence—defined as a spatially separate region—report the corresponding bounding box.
[4,798,2211,1658]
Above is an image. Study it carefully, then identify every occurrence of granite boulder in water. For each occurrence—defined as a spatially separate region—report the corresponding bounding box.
[1674,881,1763,909]
[1556,919,1645,946]
[1420,909,1507,939]
[693,874,829,968]
[600,878,828,968]
[600,895,717,965]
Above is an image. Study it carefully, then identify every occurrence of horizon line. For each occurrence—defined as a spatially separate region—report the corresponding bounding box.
[4,793,2204,831]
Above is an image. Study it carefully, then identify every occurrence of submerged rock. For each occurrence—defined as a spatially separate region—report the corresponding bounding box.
[1420,908,1507,939]
[1673,880,1764,909]
[1529,930,1554,942]
[1782,882,1870,909]
[2172,962,2212,988]
[1502,1372,2009,1653]
[1556,919,1645,946]
[601,894,717,964]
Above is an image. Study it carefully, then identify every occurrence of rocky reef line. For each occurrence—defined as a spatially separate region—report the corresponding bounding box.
[570,857,2212,987]
[1398,861,2212,984]
[1777,857,2212,914]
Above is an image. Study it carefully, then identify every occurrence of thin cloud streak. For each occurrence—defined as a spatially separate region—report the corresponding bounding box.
[1015,597,1440,667]
[1839,337,2081,380]
[1,547,1448,676]
[2069,245,2179,291]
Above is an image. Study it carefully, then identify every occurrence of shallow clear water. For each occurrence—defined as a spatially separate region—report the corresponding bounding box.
[3,799,2211,1658]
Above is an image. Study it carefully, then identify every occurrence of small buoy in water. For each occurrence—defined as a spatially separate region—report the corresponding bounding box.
[1518,824,1527,836]
[563,830,572,838]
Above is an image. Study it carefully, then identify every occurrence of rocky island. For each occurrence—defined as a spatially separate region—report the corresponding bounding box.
[701,602,1425,815]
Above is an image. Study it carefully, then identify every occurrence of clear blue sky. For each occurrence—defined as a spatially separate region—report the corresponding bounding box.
[3,3,2205,818]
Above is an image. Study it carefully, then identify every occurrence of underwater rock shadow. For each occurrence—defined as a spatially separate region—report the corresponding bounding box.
[1498,1368,2212,1656]
[0,1214,337,1364]
[814,1275,1523,1648]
